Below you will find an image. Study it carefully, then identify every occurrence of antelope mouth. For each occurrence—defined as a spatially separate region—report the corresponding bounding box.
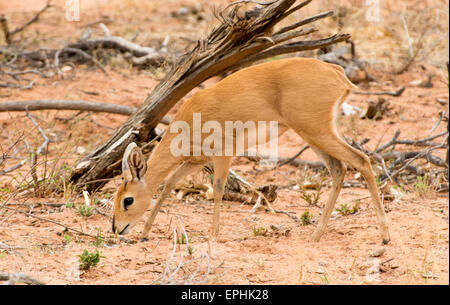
[119,224,130,235]
[112,217,131,235]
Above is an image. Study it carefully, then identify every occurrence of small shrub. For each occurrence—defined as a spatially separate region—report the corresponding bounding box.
[177,233,191,244]
[297,174,323,206]
[320,273,330,285]
[63,234,72,244]
[78,250,105,270]
[300,211,313,225]
[299,188,322,206]
[187,245,195,256]
[252,226,267,236]
[77,204,95,217]
[93,228,104,247]
[414,174,432,198]
[335,202,359,216]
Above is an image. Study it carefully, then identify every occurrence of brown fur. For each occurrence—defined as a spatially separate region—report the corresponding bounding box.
[112,57,390,244]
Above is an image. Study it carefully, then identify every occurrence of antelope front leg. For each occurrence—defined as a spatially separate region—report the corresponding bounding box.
[211,157,231,236]
[140,161,205,241]
[212,178,225,236]
[140,198,163,241]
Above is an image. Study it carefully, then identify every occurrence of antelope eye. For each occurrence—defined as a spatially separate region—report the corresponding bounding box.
[123,197,134,210]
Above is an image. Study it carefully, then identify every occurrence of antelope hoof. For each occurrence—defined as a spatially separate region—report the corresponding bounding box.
[311,236,321,243]
[381,227,390,245]
[211,228,219,237]
[267,207,276,214]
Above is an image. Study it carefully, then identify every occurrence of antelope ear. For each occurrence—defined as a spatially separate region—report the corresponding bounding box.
[122,142,147,182]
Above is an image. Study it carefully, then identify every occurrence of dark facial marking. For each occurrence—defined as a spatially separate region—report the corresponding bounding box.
[119,224,130,235]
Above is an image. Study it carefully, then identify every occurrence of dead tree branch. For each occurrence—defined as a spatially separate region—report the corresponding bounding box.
[379,143,447,183]
[245,154,325,169]
[375,130,448,153]
[68,36,167,66]
[1,205,98,239]
[354,87,406,97]
[69,0,350,191]
[25,109,49,156]
[0,99,136,115]
[0,27,167,68]
[55,47,107,74]
[0,99,172,124]
[0,2,51,44]
[0,205,134,244]
[276,145,310,168]
[0,158,27,176]
[344,129,449,184]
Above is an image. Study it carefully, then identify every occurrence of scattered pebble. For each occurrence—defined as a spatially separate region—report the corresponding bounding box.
[421,272,439,279]
[318,261,329,267]
[370,248,386,257]
[436,98,448,105]
[77,146,87,154]
[176,7,190,16]
[61,66,73,72]
[409,79,422,86]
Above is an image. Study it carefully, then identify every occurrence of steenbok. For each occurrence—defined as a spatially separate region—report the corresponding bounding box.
[112,57,390,244]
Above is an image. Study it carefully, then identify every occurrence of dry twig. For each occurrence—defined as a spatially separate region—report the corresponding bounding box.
[354,87,406,97]
[0,100,172,124]
[55,47,107,74]
[0,2,51,44]
[0,272,45,285]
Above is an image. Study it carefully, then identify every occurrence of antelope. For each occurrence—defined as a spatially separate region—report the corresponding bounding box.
[112,57,390,244]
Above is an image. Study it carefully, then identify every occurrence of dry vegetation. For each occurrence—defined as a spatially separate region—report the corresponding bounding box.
[0,0,448,285]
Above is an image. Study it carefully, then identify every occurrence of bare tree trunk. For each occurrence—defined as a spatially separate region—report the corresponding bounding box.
[69,0,350,191]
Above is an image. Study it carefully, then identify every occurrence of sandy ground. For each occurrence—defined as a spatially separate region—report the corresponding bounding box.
[0,0,448,285]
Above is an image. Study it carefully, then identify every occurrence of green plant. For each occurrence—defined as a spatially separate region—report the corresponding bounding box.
[298,179,323,206]
[177,233,191,244]
[300,211,313,225]
[93,228,104,247]
[77,204,95,217]
[335,202,359,216]
[299,188,322,206]
[252,226,267,236]
[63,234,72,244]
[187,245,195,256]
[78,250,105,270]
[376,177,382,187]
[320,273,330,285]
[414,174,432,198]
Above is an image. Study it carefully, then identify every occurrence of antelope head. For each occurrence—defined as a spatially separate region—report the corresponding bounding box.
[112,142,149,235]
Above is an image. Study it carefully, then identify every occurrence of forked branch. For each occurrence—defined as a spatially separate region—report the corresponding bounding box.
[69,0,351,190]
